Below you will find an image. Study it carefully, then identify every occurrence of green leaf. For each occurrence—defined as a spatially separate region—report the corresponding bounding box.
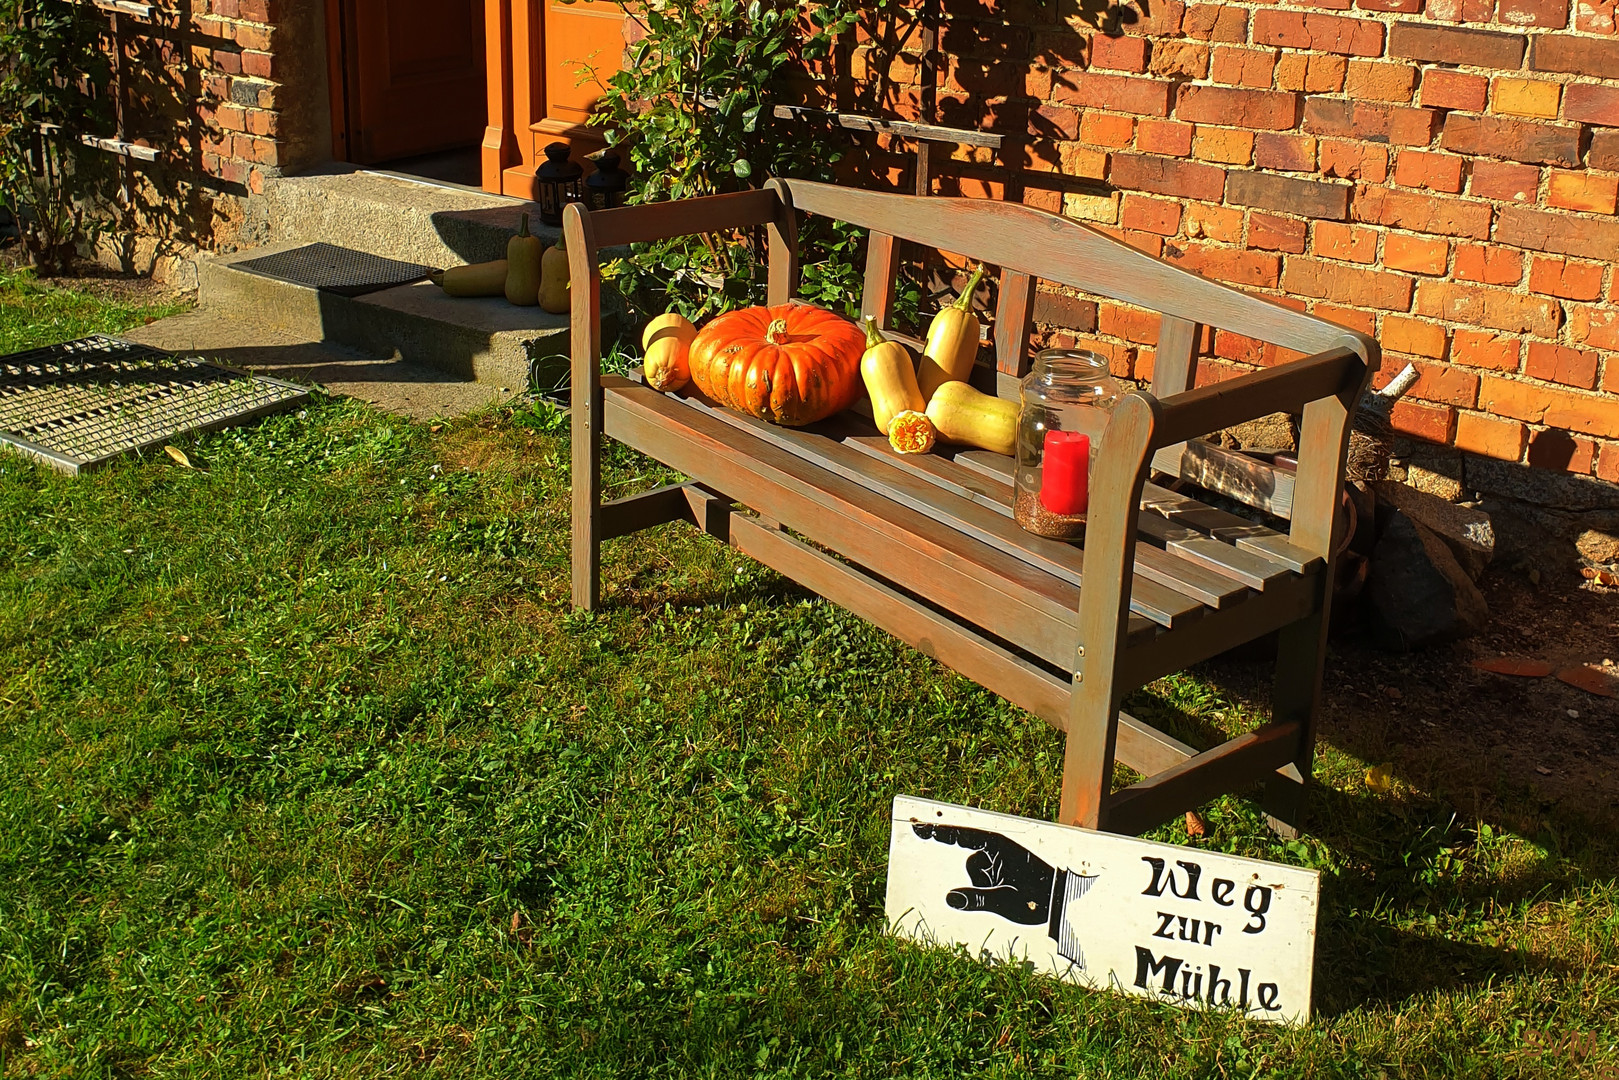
[732,159,752,179]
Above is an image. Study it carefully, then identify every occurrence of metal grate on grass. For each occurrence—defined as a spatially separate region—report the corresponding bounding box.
[233,242,434,297]
[0,335,310,474]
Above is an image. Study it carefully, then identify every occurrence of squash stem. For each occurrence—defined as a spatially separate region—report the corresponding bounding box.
[949,264,986,311]
[518,213,530,238]
[863,315,888,348]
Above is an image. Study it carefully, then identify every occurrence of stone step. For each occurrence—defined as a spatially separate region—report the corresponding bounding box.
[198,241,579,390]
[241,164,557,269]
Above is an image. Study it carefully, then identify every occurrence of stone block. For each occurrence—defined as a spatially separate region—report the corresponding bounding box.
[1368,510,1490,650]
[1372,479,1495,578]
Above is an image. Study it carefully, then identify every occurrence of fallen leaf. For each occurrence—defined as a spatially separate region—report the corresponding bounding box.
[1364,763,1394,793]
[164,445,193,468]
[1184,811,1207,838]
[1556,666,1619,698]
[430,424,443,433]
[1536,765,1552,776]
[1472,657,1554,678]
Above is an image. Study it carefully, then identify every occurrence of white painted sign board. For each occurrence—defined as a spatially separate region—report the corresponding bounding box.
[886,796,1321,1024]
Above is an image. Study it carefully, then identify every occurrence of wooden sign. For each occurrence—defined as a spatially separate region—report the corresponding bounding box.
[886,796,1321,1024]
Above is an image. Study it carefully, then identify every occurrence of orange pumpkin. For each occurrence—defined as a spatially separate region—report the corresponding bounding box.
[687,304,866,426]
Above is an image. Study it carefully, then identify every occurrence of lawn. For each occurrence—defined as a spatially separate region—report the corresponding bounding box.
[0,277,1614,1078]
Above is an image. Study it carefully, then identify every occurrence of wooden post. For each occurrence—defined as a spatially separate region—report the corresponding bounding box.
[482,0,516,193]
[567,202,604,610]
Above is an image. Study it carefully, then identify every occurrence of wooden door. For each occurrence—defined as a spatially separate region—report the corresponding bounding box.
[332,0,488,165]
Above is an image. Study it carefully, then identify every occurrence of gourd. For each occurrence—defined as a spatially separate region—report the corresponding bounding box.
[887,410,937,455]
[643,312,697,392]
[504,213,544,307]
[925,380,1019,456]
[687,304,866,426]
[432,259,508,297]
[858,316,926,436]
[916,263,987,401]
[539,230,570,314]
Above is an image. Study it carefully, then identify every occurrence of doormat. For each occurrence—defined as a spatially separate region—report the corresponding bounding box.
[0,335,310,474]
[232,242,433,297]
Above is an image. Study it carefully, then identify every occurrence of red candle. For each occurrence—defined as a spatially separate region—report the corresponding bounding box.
[1039,430,1090,516]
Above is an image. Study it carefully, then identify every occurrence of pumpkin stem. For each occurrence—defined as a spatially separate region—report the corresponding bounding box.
[518,213,530,239]
[863,315,888,348]
[765,317,790,344]
[949,264,986,311]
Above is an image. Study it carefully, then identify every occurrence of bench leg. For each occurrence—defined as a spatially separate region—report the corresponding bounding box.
[571,386,603,612]
[1059,675,1120,831]
[1260,610,1328,839]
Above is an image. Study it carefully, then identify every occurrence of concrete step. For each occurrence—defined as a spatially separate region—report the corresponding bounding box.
[241,165,556,268]
[198,241,577,390]
[121,308,519,420]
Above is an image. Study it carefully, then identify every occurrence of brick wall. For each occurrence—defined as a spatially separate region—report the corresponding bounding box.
[828,1,1619,485]
[193,0,284,194]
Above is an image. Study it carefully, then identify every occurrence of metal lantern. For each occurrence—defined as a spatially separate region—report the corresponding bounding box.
[585,150,629,212]
[534,142,583,227]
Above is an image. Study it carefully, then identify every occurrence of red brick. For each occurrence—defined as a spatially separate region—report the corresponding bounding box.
[1165,242,1283,288]
[1248,212,1308,252]
[1081,111,1135,148]
[1209,46,1279,88]
[1032,290,1100,332]
[1531,35,1619,78]
[1572,306,1619,351]
[1352,186,1493,238]
[240,50,275,79]
[1526,342,1601,389]
[1122,194,1184,235]
[1052,72,1175,117]
[1319,139,1389,182]
[1527,256,1604,301]
[1576,0,1617,32]
[211,103,246,131]
[1313,303,1379,334]
[1409,362,1482,406]
[1358,0,1423,11]
[1389,23,1527,67]
[1193,126,1255,165]
[1283,256,1414,310]
[245,109,277,137]
[1455,412,1528,459]
[1384,232,1450,274]
[1150,40,1211,79]
[1184,4,1249,41]
[1185,203,1244,242]
[1254,133,1317,172]
[1090,34,1151,73]
[1418,69,1488,113]
[1468,160,1539,203]
[1176,85,1301,131]
[1313,221,1379,262]
[1099,302,1163,345]
[1213,329,1291,367]
[1034,104,1080,140]
[1394,150,1465,193]
[1440,114,1581,167]
[1383,316,1449,358]
[1414,280,1561,335]
[233,22,272,50]
[1276,53,1348,94]
[1451,330,1522,371]
[1479,376,1619,437]
[1453,244,1524,286]
[1547,170,1619,214]
[213,48,241,75]
[237,0,277,18]
[1109,153,1227,200]
[1499,0,1569,25]
[1346,61,1418,103]
[1496,205,1619,260]
[1228,172,1351,219]
[1137,119,1193,156]
[1390,107,1442,147]
[1391,400,1457,442]
[1252,10,1386,55]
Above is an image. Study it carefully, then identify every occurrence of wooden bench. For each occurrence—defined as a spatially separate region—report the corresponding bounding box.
[562,179,1379,838]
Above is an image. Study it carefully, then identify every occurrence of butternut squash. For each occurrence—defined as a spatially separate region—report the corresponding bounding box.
[432,259,508,298]
[858,316,926,437]
[916,263,987,401]
[642,312,697,392]
[887,410,937,455]
[539,231,570,314]
[925,380,1018,456]
[504,213,543,307]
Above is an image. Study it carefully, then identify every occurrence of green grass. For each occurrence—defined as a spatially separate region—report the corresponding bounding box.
[0,278,1615,1077]
[0,269,191,355]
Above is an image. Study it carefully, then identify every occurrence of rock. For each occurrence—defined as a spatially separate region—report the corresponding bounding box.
[1577,528,1619,566]
[1371,480,1495,580]
[1221,412,1297,453]
[1466,456,1619,513]
[1346,480,1378,555]
[1367,511,1490,651]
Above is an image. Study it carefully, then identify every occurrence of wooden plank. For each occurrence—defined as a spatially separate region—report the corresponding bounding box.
[1116,575,1318,691]
[765,179,799,307]
[994,271,1035,380]
[1153,440,1297,520]
[683,397,1228,622]
[779,179,1369,360]
[599,482,697,541]
[603,380,1094,670]
[1105,721,1303,836]
[771,105,1003,148]
[565,203,605,610]
[1133,516,1293,591]
[1150,348,1363,451]
[584,189,783,249]
[1151,314,1200,468]
[1140,484,1321,575]
[863,232,899,328]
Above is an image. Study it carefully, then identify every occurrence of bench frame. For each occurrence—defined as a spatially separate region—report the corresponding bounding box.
[564,179,1379,838]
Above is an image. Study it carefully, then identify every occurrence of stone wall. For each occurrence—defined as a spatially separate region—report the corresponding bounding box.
[815,0,1619,489]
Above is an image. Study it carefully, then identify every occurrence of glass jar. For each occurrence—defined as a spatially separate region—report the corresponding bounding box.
[1014,349,1122,540]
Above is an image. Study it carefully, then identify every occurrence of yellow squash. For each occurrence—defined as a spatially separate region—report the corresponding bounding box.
[858,316,927,437]
[432,259,508,297]
[925,380,1019,456]
[539,230,570,314]
[916,263,987,401]
[504,213,544,307]
[642,312,697,392]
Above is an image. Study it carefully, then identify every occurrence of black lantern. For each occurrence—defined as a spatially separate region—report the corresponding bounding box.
[585,150,629,212]
[534,142,583,227]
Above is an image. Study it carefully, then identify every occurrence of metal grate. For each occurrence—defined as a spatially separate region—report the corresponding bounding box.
[0,335,310,474]
[233,242,434,297]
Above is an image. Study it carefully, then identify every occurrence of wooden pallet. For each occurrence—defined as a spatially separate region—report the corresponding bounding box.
[564,180,1379,837]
